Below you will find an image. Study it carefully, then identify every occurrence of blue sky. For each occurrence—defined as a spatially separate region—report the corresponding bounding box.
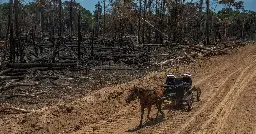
[77,0,256,13]
[1,0,255,13]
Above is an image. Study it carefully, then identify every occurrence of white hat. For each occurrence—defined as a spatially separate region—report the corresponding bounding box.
[184,72,191,77]
[167,74,175,77]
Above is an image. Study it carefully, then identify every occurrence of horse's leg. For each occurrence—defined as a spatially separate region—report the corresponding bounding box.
[140,106,144,127]
[147,105,153,121]
[156,101,164,119]
[156,103,160,118]
[159,100,165,117]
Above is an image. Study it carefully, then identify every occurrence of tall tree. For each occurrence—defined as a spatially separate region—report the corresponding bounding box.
[8,0,14,62]
[206,0,210,45]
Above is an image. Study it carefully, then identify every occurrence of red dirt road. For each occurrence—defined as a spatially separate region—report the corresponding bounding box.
[0,44,256,134]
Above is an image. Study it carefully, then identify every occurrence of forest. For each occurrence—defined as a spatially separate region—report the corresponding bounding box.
[0,0,255,64]
[0,1,256,132]
[0,0,255,118]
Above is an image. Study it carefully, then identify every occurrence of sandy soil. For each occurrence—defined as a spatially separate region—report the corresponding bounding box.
[0,44,256,134]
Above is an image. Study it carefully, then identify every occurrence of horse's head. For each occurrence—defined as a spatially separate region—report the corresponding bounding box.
[125,86,144,103]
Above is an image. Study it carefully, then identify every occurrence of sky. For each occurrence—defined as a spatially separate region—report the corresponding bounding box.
[0,0,255,13]
[77,0,256,13]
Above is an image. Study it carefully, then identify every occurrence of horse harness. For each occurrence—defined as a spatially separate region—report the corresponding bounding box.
[139,89,162,105]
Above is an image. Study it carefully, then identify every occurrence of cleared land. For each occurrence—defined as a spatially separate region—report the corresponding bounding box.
[0,44,256,134]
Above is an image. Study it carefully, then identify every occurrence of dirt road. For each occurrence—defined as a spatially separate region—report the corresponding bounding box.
[0,44,256,134]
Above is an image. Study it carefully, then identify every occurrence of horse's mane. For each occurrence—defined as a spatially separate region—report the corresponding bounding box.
[132,86,155,96]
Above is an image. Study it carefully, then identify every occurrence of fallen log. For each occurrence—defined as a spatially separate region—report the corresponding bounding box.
[29,67,63,71]
[0,91,46,100]
[63,43,78,59]
[59,60,78,63]
[7,63,77,69]
[10,69,27,73]
[0,61,8,69]
[58,57,77,60]
[0,106,33,114]
[0,81,39,91]
[6,72,26,76]
[184,52,196,62]
[34,76,59,80]
[0,76,24,80]
[31,55,52,62]
[154,59,174,69]
[0,68,12,76]
[142,44,164,46]
[91,66,137,70]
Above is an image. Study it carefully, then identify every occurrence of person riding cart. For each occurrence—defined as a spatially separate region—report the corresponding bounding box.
[182,72,192,92]
[162,73,176,98]
[165,73,176,86]
[161,72,198,111]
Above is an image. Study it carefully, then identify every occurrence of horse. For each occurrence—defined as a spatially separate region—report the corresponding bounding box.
[125,86,165,127]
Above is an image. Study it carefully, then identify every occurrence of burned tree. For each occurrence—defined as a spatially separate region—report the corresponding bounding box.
[0,0,255,75]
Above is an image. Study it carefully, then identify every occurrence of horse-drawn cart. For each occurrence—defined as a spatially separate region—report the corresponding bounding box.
[162,78,201,111]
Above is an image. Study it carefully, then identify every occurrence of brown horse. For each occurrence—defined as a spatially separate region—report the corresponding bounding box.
[126,86,165,127]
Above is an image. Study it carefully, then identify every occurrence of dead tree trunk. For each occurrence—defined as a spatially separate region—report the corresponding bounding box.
[7,63,77,68]
[78,10,81,61]
[70,0,73,35]
[160,0,165,44]
[172,0,179,42]
[206,0,210,45]
[52,0,56,36]
[14,0,22,62]
[199,0,203,12]
[52,0,62,63]
[138,0,142,44]
[59,0,62,36]
[8,0,15,63]
[91,29,94,58]
[103,0,106,37]
[142,0,147,44]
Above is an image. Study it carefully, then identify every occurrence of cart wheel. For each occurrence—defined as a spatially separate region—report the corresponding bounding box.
[197,87,201,101]
[187,98,193,111]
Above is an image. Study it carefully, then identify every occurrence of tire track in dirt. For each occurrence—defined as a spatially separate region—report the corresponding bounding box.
[75,113,140,134]
[141,63,243,134]
[193,64,229,86]
[177,60,256,134]
[160,67,243,134]
[144,65,241,134]
[76,60,244,134]
[73,63,231,134]
[204,65,256,134]
[196,65,230,101]
[115,66,232,134]
[136,59,247,134]
[196,60,256,134]
[216,69,256,134]
[4,45,254,134]
[53,48,256,134]
[73,50,254,134]
[180,73,254,133]
[166,53,256,134]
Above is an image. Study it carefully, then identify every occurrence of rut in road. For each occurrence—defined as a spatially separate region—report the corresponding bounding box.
[74,63,231,134]
[136,49,256,134]
[71,45,256,134]
[152,66,243,134]
[76,46,256,134]
[172,61,256,134]
[1,45,255,134]
[171,63,256,133]
[199,62,256,134]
